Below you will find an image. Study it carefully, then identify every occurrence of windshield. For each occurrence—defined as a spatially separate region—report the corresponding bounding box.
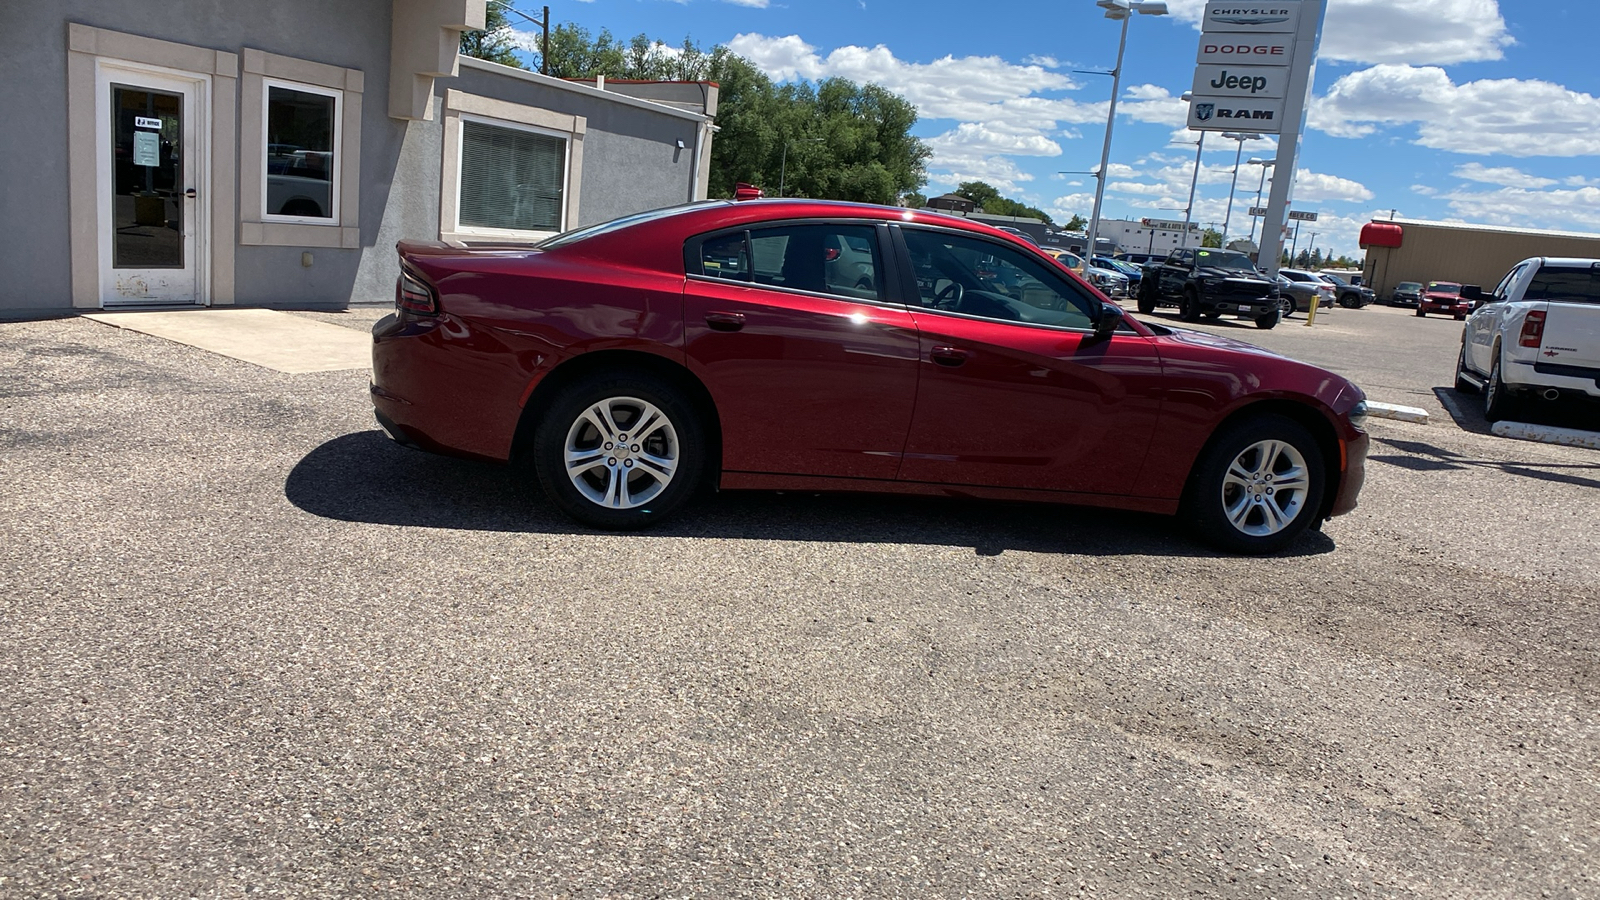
[1397,282,1422,291]
[537,202,720,249]
[1194,249,1257,272]
[1427,282,1462,294]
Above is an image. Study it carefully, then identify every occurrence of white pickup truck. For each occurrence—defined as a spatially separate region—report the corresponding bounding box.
[1453,257,1600,422]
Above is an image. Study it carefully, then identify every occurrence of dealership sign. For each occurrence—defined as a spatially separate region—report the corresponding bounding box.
[1202,3,1301,33]
[1192,64,1289,99]
[1186,0,1321,135]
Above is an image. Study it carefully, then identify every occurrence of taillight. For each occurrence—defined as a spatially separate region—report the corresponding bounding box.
[397,269,437,315]
[1519,310,1546,348]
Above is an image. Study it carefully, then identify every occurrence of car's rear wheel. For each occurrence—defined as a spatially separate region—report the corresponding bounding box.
[1454,341,1479,393]
[1183,414,1325,554]
[1483,351,1519,423]
[533,373,706,529]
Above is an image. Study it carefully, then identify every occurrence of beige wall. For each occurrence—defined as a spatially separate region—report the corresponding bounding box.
[1365,222,1600,297]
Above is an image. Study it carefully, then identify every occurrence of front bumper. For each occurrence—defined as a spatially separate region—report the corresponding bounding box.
[1330,430,1369,518]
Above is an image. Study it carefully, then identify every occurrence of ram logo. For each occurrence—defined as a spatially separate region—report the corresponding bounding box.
[1195,103,1215,122]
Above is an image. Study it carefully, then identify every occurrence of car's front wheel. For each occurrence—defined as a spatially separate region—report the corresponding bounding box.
[1184,415,1326,554]
[1278,296,1295,319]
[533,373,706,529]
[1254,306,1281,329]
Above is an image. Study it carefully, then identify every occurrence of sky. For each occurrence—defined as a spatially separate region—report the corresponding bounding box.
[500,0,1600,260]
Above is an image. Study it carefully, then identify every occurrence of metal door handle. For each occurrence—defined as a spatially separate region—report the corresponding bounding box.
[184,188,198,199]
[705,312,745,332]
[930,346,970,367]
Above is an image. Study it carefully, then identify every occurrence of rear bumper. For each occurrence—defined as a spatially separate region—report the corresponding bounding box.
[1508,358,1600,398]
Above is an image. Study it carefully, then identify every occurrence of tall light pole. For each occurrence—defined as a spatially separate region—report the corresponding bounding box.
[1245,158,1275,243]
[1084,0,1168,260]
[779,137,824,197]
[1218,131,1261,248]
[1176,96,1205,249]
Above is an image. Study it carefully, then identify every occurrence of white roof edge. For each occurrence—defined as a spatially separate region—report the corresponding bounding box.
[1380,217,1600,241]
[456,57,712,123]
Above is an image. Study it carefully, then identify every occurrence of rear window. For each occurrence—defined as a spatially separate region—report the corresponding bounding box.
[1526,266,1600,304]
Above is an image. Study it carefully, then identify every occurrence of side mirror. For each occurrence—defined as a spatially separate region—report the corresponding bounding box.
[1093,303,1124,340]
[1461,284,1487,303]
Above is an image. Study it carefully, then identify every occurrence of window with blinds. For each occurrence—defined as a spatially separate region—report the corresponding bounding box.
[458,119,566,233]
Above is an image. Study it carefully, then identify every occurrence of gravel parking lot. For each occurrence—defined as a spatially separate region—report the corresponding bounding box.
[2,304,1597,898]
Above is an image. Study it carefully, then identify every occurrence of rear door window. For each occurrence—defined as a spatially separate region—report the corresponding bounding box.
[1525,266,1600,304]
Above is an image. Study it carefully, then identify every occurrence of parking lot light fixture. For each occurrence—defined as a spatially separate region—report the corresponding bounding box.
[1246,158,1276,243]
[1218,131,1262,248]
[1085,0,1168,262]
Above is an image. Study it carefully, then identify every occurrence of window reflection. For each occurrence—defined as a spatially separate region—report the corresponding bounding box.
[265,85,335,219]
[111,85,183,269]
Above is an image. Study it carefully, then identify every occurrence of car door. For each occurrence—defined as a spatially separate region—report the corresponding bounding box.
[1161,249,1192,296]
[891,225,1167,497]
[1468,263,1527,372]
[682,220,921,480]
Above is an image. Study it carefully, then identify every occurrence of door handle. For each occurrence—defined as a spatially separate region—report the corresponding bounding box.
[184,188,197,199]
[930,346,971,367]
[705,311,745,332]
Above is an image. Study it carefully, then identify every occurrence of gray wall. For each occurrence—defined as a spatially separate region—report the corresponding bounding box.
[0,0,400,314]
[1,2,710,316]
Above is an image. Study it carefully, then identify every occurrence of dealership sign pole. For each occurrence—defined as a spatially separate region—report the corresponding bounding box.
[1186,0,1326,277]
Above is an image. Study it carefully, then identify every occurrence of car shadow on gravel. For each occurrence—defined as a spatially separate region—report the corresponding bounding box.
[285,431,1338,558]
[1434,385,1599,435]
[1368,435,1600,489]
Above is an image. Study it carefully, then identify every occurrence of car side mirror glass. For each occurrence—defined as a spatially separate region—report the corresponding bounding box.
[1461,284,1486,303]
[1094,303,1124,340]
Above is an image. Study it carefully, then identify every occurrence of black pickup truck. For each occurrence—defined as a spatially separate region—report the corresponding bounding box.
[1137,248,1282,329]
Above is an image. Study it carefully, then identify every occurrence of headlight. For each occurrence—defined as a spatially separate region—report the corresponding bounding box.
[1348,400,1369,429]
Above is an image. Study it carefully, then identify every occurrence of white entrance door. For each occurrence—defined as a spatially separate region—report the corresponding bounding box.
[96,64,207,306]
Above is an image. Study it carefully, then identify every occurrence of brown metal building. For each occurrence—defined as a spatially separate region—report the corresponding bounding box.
[1360,218,1600,299]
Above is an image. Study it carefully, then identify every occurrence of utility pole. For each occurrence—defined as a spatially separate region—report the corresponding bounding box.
[540,6,550,76]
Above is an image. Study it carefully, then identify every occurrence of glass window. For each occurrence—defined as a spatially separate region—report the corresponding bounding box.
[264,83,337,220]
[1525,266,1600,304]
[458,118,566,234]
[742,224,885,301]
[699,232,749,281]
[1490,265,1524,300]
[111,84,183,268]
[903,228,1095,329]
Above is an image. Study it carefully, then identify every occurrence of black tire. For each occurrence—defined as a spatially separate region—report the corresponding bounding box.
[1254,306,1281,329]
[1454,341,1478,394]
[1180,288,1201,322]
[1415,310,1425,317]
[1278,296,1295,319]
[1483,351,1519,423]
[1136,279,1157,315]
[1203,310,1223,320]
[1339,295,1360,309]
[1183,414,1326,554]
[1454,314,1467,321]
[532,372,707,529]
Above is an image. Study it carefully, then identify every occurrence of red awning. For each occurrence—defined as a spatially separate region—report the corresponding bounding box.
[1360,222,1403,248]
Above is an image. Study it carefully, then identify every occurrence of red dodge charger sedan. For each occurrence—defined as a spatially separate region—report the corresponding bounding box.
[372,199,1368,553]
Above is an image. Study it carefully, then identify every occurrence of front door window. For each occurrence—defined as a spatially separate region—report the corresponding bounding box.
[111,85,183,269]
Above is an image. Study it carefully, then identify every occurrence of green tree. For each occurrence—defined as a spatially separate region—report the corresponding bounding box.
[902,191,928,209]
[1064,214,1087,232]
[460,4,526,69]
[952,181,1055,226]
[537,23,930,203]
[1201,228,1223,248]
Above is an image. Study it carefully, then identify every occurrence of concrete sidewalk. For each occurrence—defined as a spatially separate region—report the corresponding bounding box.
[84,308,371,374]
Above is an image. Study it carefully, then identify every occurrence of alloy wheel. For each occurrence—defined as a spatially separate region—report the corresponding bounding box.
[563,396,679,509]
[1220,439,1310,537]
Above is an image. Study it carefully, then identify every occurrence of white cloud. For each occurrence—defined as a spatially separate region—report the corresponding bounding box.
[924,155,1037,195]
[1452,163,1558,189]
[1025,54,1061,68]
[1166,0,1512,66]
[1412,184,1439,196]
[1119,85,1190,127]
[1293,169,1374,203]
[1439,185,1600,232]
[1313,65,1600,157]
[926,123,1062,158]
[723,0,770,6]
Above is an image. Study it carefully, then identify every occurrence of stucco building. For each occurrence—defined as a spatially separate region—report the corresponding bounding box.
[1,1,717,318]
